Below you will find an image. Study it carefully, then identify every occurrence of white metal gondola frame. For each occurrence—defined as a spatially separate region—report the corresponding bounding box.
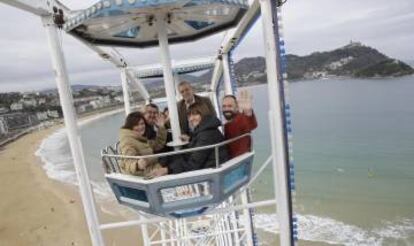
[0,0,296,245]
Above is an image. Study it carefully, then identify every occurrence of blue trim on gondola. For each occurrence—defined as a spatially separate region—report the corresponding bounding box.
[63,0,248,48]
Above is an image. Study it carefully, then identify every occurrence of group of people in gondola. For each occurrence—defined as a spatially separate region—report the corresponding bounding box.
[119,80,257,179]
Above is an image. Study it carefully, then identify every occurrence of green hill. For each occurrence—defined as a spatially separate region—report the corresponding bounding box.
[198,42,414,84]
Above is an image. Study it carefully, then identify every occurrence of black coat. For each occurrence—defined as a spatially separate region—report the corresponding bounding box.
[177,95,216,135]
[168,116,228,174]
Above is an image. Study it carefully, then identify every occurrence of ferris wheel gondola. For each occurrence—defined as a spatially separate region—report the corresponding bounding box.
[1,0,296,245]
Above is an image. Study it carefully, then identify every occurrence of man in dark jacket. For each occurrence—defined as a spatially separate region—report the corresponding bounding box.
[177,81,216,135]
[149,103,228,176]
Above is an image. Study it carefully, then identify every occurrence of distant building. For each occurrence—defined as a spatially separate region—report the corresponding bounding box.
[10,103,23,111]
[0,113,32,131]
[38,98,47,105]
[114,96,124,103]
[47,110,60,119]
[36,112,49,121]
[0,107,9,114]
[76,104,93,114]
[21,98,38,107]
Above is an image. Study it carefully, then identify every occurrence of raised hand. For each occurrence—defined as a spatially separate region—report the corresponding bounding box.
[155,113,166,127]
[237,89,253,116]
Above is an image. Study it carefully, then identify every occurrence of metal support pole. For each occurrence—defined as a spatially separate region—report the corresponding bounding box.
[241,191,254,246]
[43,19,105,246]
[222,53,234,96]
[138,213,150,246]
[121,68,132,115]
[173,72,182,101]
[259,0,293,245]
[156,13,183,146]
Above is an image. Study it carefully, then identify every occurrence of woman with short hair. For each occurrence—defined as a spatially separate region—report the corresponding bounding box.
[119,111,167,176]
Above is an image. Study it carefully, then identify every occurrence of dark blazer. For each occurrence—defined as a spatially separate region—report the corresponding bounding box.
[177,94,216,135]
[168,116,228,174]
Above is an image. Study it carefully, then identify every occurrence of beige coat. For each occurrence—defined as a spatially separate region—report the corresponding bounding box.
[119,126,167,176]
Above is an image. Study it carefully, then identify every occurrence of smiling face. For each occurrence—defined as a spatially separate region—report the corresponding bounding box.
[179,82,194,103]
[222,96,238,121]
[144,105,158,125]
[188,112,202,129]
[132,119,146,137]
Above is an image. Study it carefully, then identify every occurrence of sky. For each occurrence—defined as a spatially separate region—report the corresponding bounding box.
[0,0,413,92]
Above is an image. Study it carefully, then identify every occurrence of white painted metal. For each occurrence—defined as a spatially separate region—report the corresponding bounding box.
[120,68,132,115]
[99,199,276,230]
[229,196,241,246]
[241,191,254,246]
[160,221,167,246]
[2,1,295,245]
[173,73,182,101]
[210,59,223,92]
[139,213,151,246]
[156,13,183,147]
[221,53,234,95]
[260,0,292,245]
[0,0,69,16]
[220,0,260,54]
[42,18,105,246]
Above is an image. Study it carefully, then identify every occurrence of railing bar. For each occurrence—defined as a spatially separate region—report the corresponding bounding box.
[102,133,251,160]
[215,146,219,168]
[99,199,276,230]
[150,228,246,244]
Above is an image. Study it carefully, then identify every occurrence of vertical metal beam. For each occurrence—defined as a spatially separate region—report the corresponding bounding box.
[156,13,183,146]
[222,53,234,96]
[120,68,132,115]
[241,191,254,246]
[43,18,105,246]
[259,0,293,245]
[210,59,223,92]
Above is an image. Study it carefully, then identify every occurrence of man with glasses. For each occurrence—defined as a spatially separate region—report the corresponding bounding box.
[177,80,216,135]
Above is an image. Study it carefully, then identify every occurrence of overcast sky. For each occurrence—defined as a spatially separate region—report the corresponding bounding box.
[0,0,413,92]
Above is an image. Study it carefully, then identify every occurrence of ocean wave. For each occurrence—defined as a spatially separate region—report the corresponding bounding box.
[254,213,414,245]
[35,125,115,201]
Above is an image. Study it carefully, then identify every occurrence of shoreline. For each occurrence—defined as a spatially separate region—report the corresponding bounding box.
[0,107,144,246]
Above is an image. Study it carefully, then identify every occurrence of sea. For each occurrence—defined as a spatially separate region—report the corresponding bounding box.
[35,76,414,245]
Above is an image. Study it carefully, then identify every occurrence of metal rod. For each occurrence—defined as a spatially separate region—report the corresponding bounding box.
[42,18,105,246]
[215,146,220,168]
[241,191,255,246]
[103,133,251,160]
[222,53,234,96]
[100,199,276,230]
[259,0,292,245]
[156,13,183,147]
[120,68,131,115]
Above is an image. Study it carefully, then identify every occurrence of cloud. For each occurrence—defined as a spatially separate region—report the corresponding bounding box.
[0,0,413,92]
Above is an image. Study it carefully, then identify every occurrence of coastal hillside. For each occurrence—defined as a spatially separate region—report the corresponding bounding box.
[198,42,414,85]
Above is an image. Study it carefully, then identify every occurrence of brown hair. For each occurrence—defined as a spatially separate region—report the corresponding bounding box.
[122,111,147,130]
[187,103,211,118]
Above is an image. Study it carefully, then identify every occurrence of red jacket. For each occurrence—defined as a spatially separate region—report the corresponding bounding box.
[224,112,258,158]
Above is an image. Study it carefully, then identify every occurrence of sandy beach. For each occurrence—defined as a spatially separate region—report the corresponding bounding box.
[0,125,92,246]
[0,112,143,246]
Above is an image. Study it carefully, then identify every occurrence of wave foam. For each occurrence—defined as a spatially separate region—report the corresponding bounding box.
[254,213,414,245]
